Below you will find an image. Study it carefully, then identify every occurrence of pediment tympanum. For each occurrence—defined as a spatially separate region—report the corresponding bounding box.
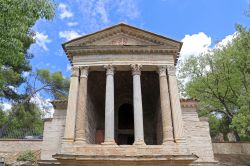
[92,34,157,46]
[63,23,182,48]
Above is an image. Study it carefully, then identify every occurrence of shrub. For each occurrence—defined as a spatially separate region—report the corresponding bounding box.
[17,150,35,161]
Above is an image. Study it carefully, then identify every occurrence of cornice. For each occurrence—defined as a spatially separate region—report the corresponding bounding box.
[66,45,179,62]
[50,100,68,109]
[63,23,182,47]
[63,23,182,65]
[180,99,198,108]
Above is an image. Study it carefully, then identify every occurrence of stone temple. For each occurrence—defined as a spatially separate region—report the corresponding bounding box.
[39,23,216,165]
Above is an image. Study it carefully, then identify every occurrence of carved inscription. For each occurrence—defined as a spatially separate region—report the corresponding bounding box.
[111,37,128,45]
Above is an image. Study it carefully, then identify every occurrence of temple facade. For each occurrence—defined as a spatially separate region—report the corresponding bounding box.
[39,23,216,166]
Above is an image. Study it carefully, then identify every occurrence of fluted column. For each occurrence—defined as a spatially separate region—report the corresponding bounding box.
[167,65,185,143]
[158,66,174,144]
[103,65,116,144]
[131,64,145,145]
[63,66,79,142]
[75,66,89,143]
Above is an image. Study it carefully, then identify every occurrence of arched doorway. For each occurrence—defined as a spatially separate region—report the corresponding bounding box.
[117,103,134,145]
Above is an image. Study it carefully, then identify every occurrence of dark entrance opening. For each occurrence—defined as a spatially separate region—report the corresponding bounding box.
[117,103,134,145]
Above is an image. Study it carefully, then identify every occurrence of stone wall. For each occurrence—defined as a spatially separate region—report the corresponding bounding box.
[40,108,66,160]
[86,92,96,144]
[0,139,42,152]
[212,142,250,154]
[182,106,215,163]
[213,142,250,165]
[155,98,162,145]
[0,139,42,164]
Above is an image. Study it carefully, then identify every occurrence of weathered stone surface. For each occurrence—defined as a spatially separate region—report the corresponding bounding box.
[158,65,174,143]
[213,143,250,165]
[41,108,66,160]
[0,140,42,164]
[75,66,89,143]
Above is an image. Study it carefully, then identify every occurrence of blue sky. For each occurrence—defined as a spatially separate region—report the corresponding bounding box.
[2,0,248,114]
[30,0,250,77]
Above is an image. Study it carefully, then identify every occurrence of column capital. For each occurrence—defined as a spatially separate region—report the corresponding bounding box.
[71,66,80,77]
[167,65,176,76]
[131,64,142,75]
[104,65,115,75]
[158,65,167,77]
[80,66,89,78]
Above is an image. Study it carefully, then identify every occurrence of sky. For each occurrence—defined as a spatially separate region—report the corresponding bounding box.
[30,0,250,76]
[5,0,249,115]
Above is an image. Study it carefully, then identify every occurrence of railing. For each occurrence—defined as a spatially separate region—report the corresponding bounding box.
[0,127,43,139]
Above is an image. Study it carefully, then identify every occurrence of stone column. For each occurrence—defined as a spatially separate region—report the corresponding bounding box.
[167,65,185,143]
[75,66,89,143]
[158,66,174,144]
[63,66,79,142]
[131,64,145,145]
[103,65,116,144]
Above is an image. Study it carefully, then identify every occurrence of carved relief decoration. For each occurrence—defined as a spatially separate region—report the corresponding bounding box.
[167,65,176,76]
[71,66,79,77]
[80,66,89,78]
[158,66,167,77]
[64,24,180,48]
[131,64,142,75]
[104,65,115,75]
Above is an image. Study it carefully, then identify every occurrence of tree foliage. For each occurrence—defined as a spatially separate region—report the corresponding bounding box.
[36,69,70,100]
[0,0,55,101]
[0,103,43,138]
[0,69,69,137]
[178,25,250,140]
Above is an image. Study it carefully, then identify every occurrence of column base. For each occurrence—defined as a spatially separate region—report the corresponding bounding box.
[102,138,116,145]
[133,139,146,146]
[175,137,186,143]
[75,139,87,145]
[162,139,175,145]
[62,137,74,143]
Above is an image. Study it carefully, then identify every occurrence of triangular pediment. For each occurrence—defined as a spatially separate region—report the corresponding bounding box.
[63,23,182,49]
[91,34,158,46]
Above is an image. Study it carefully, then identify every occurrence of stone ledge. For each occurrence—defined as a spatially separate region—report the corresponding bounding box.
[38,160,60,166]
[0,139,42,141]
[53,153,198,161]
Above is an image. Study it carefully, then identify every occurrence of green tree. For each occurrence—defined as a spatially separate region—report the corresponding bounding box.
[178,25,250,141]
[0,103,44,138]
[0,69,69,137]
[35,69,70,100]
[0,0,55,101]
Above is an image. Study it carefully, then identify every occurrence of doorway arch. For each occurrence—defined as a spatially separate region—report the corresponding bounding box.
[117,103,134,145]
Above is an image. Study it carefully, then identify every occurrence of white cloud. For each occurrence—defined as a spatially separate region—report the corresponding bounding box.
[66,64,71,71]
[23,71,30,77]
[30,95,54,118]
[116,0,140,20]
[180,32,212,61]
[75,0,140,31]
[67,22,79,27]
[95,0,109,23]
[215,32,237,49]
[58,3,73,19]
[59,30,81,41]
[2,103,12,111]
[34,32,51,51]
